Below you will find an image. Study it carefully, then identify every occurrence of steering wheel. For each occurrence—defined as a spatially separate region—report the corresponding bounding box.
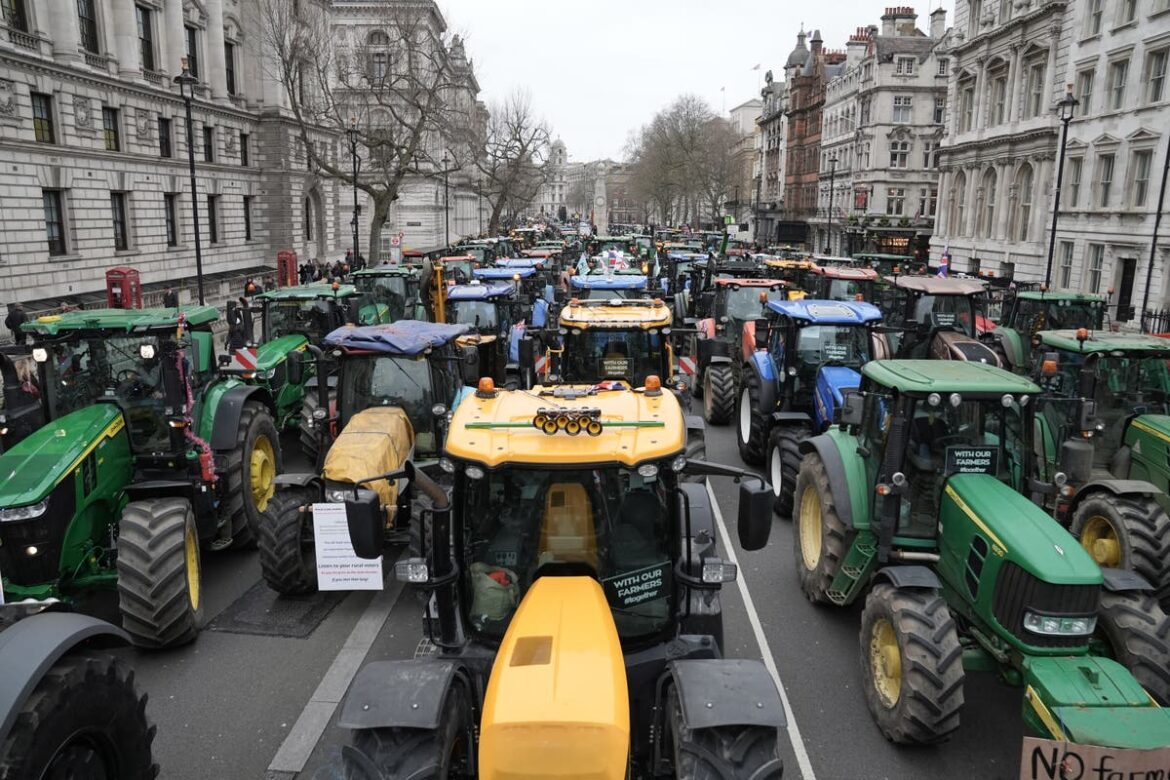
[116,369,146,398]
[117,369,139,384]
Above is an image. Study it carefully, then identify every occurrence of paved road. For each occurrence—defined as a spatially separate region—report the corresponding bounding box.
[111,426,1032,779]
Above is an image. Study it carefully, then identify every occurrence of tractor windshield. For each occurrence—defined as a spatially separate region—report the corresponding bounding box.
[909,294,978,337]
[559,329,666,385]
[265,300,334,342]
[340,355,436,448]
[448,301,499,333]
[721,286,786,321]
[794,325,872,369]
[357,275,413,323]
[462,466,672,641]
[826,279,874,302]
[576,287,643,301]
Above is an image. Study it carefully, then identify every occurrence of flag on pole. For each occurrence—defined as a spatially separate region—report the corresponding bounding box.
[752,64,761,71]
[938,244,951,278]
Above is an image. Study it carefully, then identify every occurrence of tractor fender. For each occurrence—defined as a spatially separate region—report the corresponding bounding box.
[797,434,855,529]
[684,415,705,436]
[667,659,786,730]
[273,473,324,492]
[748,350,776,384]
[871,565,941,590]
[706,354,733,367]
[0,613,129,746]
[697,337,730,376]
[771,411,813,426]
[985,327,1023,369]
[209,384,268,450]
[1071,478,1163,513]
[336,659,469,731]
[1100,567,1154,593]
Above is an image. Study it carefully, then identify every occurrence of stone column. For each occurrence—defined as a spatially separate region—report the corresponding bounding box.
[1006,45,1023,123]
[971,61,986,134]
[164,0,185,77]
[111,0,141,76]
[206,0,228,100]
[47,0,81,62]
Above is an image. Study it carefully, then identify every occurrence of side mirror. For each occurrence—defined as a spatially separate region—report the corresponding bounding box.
[518,337,535,373]
[460,345,479,385]
[737,481,773,551]
[839,390,863,427]
[754,318,769,350]
[287,350,305,386]
[345,488,383,559]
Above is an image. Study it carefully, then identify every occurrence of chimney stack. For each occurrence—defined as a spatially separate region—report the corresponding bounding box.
[930,7,946,39]
[881,7,897,35]
[846,27,871,65]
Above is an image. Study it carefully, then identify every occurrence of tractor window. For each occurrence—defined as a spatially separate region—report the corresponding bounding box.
[794,325,871,369]
[827,279,867,301]
[462,466,672,642]
[266,300,333,342]
[560,330,664,385]
[340,355,435,445]
[360,276,410,323]
[576,287,643,301]
[448,301,498,332]
[104,335,169,450]
[910,294,976,336]
[722,286,785,321]
[46,339,104,417]
[1044,300,1106,331]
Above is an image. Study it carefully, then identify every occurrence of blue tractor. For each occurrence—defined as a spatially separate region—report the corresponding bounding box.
[736,299,886,515]
[568,273,649,300]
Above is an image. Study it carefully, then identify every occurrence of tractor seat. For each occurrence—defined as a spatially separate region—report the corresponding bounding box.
[538,483,598,571]
[611,491,662,569]
[908,414,948,472]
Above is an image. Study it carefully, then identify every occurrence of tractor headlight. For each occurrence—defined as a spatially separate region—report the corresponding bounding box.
[139,344,156,360]
[0,499,49,522]
[465,465,485,480]
[32,348,48,363]
[671,454,687,472]
[1023,612,1096,637]
[927,393,941,407]
[439,457,455,474]
[949,393,962,407]
[395,557,429,584]
[312,408,327,420]
[1001,394,1014,408]
[637,464,659,479]
[263,368,276,380]
[326,488,351,503]
[701,558,738,583]
[1019,394,1030,407]
[431,403,448,417]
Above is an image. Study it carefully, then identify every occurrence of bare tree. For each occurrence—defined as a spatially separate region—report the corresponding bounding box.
[566,177,594,218]
[259,0,476,260]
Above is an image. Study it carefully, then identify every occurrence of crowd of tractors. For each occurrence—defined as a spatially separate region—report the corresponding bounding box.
[0,224,1167,777]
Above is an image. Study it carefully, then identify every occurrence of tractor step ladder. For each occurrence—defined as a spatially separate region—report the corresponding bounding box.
[827,537,877,606]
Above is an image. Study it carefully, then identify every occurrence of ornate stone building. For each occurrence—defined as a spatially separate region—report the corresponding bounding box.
[755,70,787,244]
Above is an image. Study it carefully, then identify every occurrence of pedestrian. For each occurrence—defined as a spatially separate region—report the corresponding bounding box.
[5,303,27,345]
[244,277,257,297]
[298,263,310,285]
[227,298,248,351]
[162,287,179,308]
[263,275,274,292]
[58,300,76,313]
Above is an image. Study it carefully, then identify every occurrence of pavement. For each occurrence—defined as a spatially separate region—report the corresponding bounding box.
[112,427,1030,780]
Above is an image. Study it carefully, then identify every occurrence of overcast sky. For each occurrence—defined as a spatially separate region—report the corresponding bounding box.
[439,0,945,162]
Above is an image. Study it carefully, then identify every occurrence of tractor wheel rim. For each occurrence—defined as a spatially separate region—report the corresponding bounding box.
[870,618,902,708]
[798,486,822,570]
[250,434,276,512]
[770,446,783,498]
[739,387,751,443]
[185,525,200,611]
[1081,515,1122,568]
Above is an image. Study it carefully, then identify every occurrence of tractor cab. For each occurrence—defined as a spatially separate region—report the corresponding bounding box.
[351,264,425,324]
[762,258,815,291]
[541,298,675,388]
[851,252,913,275]
[251,283,364,345]
[0,346,44,452]
[569,273,649,301]
[882,275,998,364]
[446,282,525,383]
[435,254,482,287]
[986,289,1109,372]
[806,265,883,302]
[473,266,552,327]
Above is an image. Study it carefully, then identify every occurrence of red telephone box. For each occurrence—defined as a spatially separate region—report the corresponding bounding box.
[276,250,298,288]
[105,267,142,309]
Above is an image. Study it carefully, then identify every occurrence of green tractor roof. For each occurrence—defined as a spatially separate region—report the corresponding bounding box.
[352,265,417,278]
[23,306,219,335]
[1038,329,1170,354]
[255,283,358,301]
[1017,290,1106,303]
[862,359,1041,395]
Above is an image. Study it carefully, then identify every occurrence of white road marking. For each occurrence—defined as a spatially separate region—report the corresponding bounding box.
[706,480,818,780]
[267,550,406,774]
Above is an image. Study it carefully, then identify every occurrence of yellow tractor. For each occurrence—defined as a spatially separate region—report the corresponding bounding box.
[326,376,785,778]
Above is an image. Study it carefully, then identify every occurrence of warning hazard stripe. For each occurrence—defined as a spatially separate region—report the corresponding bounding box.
[232,347,258,371]
[678,356,697,375]
[535,355,549,374]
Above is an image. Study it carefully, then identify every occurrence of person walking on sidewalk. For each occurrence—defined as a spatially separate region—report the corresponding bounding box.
[162,287,179,308]
[5,303,27,345]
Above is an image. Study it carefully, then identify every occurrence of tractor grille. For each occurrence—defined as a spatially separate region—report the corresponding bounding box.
[991,561,1099,649]
[0,516,64,585]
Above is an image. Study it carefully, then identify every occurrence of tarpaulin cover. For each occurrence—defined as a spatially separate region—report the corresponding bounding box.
[474,267,535,279]
[447,282,514,301]
[496,257,543,268]
[322,407,413,528]
[570,275,648,290]
[324,320,469,355]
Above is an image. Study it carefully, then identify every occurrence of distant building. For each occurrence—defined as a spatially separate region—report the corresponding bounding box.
[534,139,568,221]
[756,70,788,244]
[727,98,762,233]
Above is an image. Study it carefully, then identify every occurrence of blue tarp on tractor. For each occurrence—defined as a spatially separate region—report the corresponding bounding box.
[473,267,536,280]
[324,320,470,355]
[570,274,648,290]
[447,282,515,301]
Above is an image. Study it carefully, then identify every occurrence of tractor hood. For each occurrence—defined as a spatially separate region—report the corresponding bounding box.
[323,407,413,522]
[253,334,309,370]
[1128,414,1170,445]
[0,404,124,507]
[814,366,861,429]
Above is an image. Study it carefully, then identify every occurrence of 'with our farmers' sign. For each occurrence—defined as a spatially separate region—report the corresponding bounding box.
[603,561,670,608]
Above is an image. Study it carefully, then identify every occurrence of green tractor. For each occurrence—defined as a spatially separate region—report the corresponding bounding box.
[351,263,428,324]
[1029,329,1170,599]
[792,359,1170,746]
[983,289,1108,372]
[0,308,281,647]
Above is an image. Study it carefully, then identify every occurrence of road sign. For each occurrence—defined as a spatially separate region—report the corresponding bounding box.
[390,235,401,247]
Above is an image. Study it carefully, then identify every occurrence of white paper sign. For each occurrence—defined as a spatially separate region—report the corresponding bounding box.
[312,503,384,591]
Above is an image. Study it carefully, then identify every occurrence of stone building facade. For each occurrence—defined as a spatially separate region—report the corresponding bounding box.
[755,71,787,244]
[726,98,762,231]
[533,138,568,221]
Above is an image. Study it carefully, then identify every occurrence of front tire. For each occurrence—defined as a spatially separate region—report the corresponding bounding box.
[859,584,965,745]
[702,365,735,425]
[792,453,848,604]
[767,424,809,518]
[219,401,282,548]
[0,651,158,780]
[1095,590,1170,704]
[259,487,319,596]
[735,370,767,464]
[666,685,783,779]
[1071,494,1170,598]
[116,499,202,649]
[683,425,707,483]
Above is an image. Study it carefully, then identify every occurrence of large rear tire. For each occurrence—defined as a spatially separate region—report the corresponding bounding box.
[322,682,473,779]
[1071,494,1170,598]
[666,684,783,779]
[0,651,158,780]
[792,453,848,604]
[258,487,319,595]
[735,370,767,465]
[859,584,965,745]
[702,365,735,425]
[116,498,202,649]
[1095,590,1170,704]
[300,388,324,466]
[767,424,809,519]
[219,401,282,548]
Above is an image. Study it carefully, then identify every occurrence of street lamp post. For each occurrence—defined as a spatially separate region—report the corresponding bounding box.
[346,117,361,264]
[732,185,740,224]
[174,58,205,305]
[477,174,484,236]
[826,153,838,255]
[1044,85,1079,288]
[441,153,450,249]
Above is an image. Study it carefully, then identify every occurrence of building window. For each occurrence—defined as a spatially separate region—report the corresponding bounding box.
[970,0,982,34]
[1059,241,1075,288]
[952,171,968,235]
[111,192,129,251]
[934,96,946,124]
[1108,59,1128,110]
[1026,61,1046,118]
[1067,157,1084,207]
[1131,150,1153,207]
[77,0,100,54]
[1094,153,1115,207]
[1119,0,1137,24]
[990,71,1008,125]
[1001,0,1013,22]
[979,169,997,237]
[243,196,253,241]
[886,188,905,216]
[928,187,938,217]
[185,25,200,79]
[303,197,313,240]
[239,133,249,166]
[372,52,388,80]
[893,95,912,123]
[1146,49,1167,104]
[937,58,949,76]
[959,79,975,131]
[2,0,29,32]
[136,5,155,71]
[1085,243,1105,292]
[159,117,171,157]
[43,190,67,256]
[31,92,55,144]
[1086,0,1103,35]
[889,140,910,168]
[1012,165,1034,242]
[102,106,120,152]
[164,193,178,247]
[203,125,214,162]
[896,57,915,75]
[923,142,938,168]
[207,196,218,243]
[1076,69,1095,114]
[224,41,236,95]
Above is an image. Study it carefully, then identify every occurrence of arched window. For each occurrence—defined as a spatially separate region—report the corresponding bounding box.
[367,30,389,47]
[1011,164,1034,242]
[952,171,967,236]
[979,168,997,238]
[303,197,313,240]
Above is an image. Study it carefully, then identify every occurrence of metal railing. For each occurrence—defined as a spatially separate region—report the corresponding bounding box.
[1141,308,1170,334]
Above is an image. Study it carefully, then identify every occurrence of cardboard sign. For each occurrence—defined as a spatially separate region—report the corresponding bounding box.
[602,561,670,608]
[312,503,383,590]
[1019,736,1170,780]
[945,445,999,476]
